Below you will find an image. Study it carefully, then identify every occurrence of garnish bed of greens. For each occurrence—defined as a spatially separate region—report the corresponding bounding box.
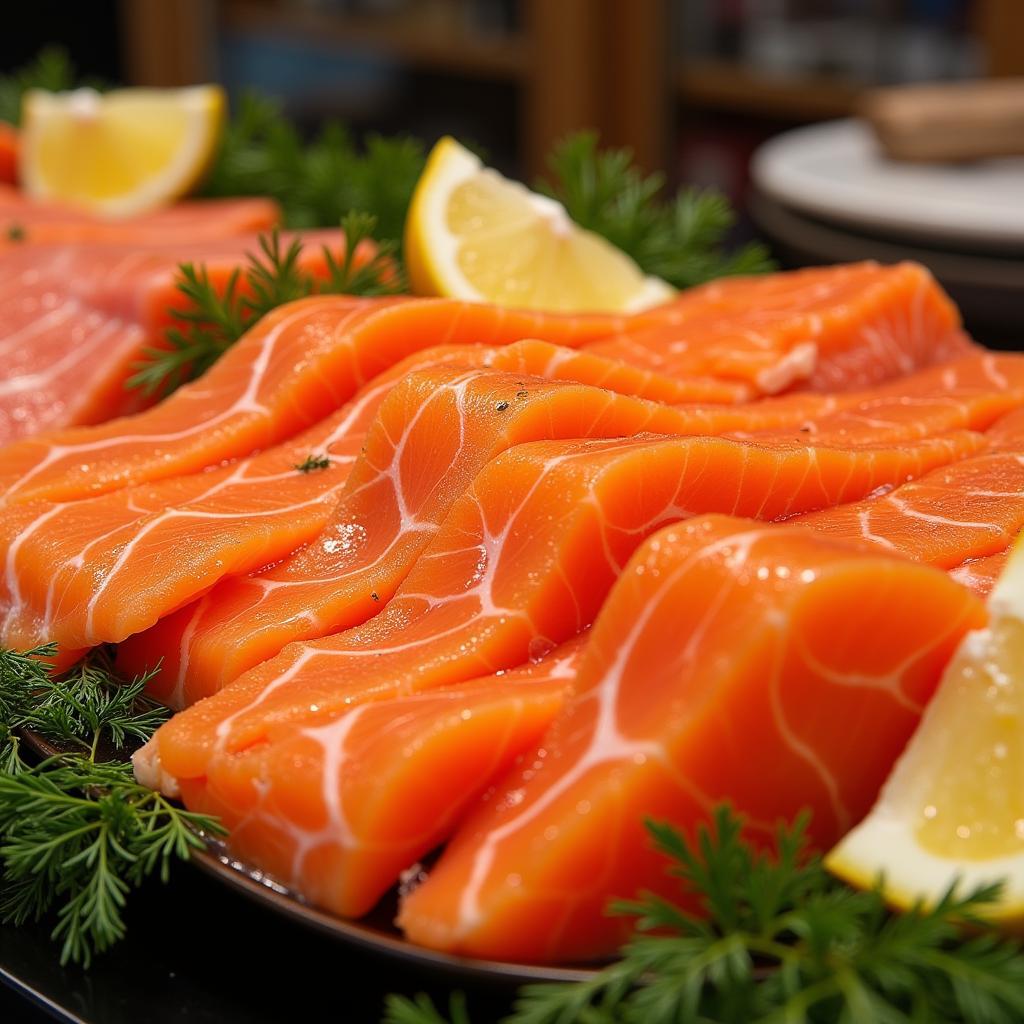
[0,646,221,967]
[126,212,401,397]
[383,808,1024,1024]
[2,642,1022,1024]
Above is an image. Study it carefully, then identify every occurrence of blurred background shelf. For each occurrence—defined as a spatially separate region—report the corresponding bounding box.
[112,0,1024,186]
[674,60,861,120]
[220,0,528,80]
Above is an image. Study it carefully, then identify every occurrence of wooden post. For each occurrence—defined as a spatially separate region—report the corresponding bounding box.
[978,0,1024,76]
[599,0,668,174]
[521,0,603,180]
[119,0,217,87]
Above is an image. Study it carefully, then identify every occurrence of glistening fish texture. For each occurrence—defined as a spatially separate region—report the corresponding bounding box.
[0,231,345,442]
[587,261,972,393]
[133,634,588,919]
[146,428,980,795]
[121,352,1020,704]
[0,297,656,506]
[397,516,984,962]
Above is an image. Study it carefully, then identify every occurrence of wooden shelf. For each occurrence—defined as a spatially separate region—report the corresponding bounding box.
[676,60,863,121]
[222,1,527,81]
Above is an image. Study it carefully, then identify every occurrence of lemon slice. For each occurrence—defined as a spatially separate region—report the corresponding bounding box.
[827,534,1024,925]
[21,85,225,217]
[405,136,675,313]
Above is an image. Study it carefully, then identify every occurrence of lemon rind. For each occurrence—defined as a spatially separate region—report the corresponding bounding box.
[405,136,676,313]
[827,813,1024,923]
[22,85,225,218]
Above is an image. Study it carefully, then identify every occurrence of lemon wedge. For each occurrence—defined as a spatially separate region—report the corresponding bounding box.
[827,534,1024,925]
[405,136,675,313]
[20,85,225,217]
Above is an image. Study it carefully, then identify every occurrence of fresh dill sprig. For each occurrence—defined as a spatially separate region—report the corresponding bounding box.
[540,131,774,290]
[0,47,77,125]
[0,645,224,966]
[383,993,471,1024]
[127,217,401,397]
[383,807,1024,1024]
[328,211,404,296]
[201,92,426,241]
[295,453,331,474]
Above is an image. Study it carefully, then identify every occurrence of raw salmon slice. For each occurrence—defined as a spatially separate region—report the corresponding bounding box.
[398,515,984,963]
[0,298,664,507]
[123,367,745,703]
[949,550,1009,596]
[149,428,981,786]
[0,365,691,662]
[793,405,1024,570]
[482,339,750,405]
[588,261,972,394]
[120,348,1011,705]
[0,183,279,246]
[0,231,350,442]
[4,338,742,673]
[0,344,514,663]
[135,634,587,918]
[120,352,1020,703]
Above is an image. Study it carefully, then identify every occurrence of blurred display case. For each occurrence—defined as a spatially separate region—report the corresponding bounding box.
[119,0,1024,182]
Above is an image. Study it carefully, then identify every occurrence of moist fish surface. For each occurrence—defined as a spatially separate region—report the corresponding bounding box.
[587,261,973,393]
[0,297,664,507]
[397,515,984,962]
[134,634,588,918]
[0,231,348,442]
[146,428,980,790]
[119,352,1020,703]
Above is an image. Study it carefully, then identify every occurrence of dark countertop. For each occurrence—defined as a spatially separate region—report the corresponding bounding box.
[0,860,517,1024]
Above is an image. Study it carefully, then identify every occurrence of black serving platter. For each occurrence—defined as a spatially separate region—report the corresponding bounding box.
[1,729,597,1023]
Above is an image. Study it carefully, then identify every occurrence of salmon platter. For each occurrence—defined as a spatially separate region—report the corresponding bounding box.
[2,120,1024,1003]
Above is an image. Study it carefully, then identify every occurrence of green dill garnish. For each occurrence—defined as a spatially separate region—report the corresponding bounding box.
[201,92,426,242]
[326,210,403,296]
[385,993,470,1024]
[0,645,224,967]
[383,806,1024,1024]
[540,132,774,289]
[0,47,77,126]
[127,214,402,397]
[295,453,331,474]
[5,223,25,243]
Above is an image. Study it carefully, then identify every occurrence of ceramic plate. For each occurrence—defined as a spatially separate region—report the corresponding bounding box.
[190,837,601,986]
[752,119,1024,250]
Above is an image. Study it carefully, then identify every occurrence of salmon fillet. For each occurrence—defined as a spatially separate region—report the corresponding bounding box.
[116,351,1013,705]
[147,428,981,787]
[0,339,741,671]
[793,405,1024,569]
[119,367,752,703]
[134,634,588,919]
[588,261,973,393]
[114,344,1015,704]
[0,231,351,442]
[397,515,984,962]
[949,551,1009,596]
[0,298,661,507]
[0,260,972,502]
[0,184,279,247]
